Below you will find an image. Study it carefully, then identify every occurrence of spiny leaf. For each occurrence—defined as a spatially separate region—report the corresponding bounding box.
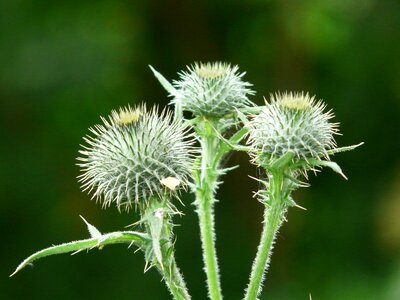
[11,231,149,277]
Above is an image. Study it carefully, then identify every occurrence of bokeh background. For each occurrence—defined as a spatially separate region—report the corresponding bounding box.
[2,0,400,299]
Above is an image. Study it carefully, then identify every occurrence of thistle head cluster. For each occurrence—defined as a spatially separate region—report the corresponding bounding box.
[248,92,339,166]
[78,105,195,211]
[172,62,255,117]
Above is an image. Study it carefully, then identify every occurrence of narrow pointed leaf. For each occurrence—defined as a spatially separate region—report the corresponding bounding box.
[234,107,251,126]
[149,65,179,97]
[326,142,364,156]
[149,210,164,269]
[283,173,310,187]
[80,215,101,238]
[229,125,249,145]
[314,160,348,180]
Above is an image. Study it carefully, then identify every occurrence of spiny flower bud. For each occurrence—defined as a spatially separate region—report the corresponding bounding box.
[77,105,195,211]
[248,92,339,164]
[172,62,255,117]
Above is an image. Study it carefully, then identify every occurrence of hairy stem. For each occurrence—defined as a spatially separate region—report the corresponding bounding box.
[244,172,287,300]
[160,251,191,300]
[197,194,221,300]
[162,221,191,300]
[11,231,149,277]
[145,200,191,300]
[195,119,223,300]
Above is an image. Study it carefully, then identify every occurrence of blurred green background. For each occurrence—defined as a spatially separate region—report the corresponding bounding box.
[2,0,400,299]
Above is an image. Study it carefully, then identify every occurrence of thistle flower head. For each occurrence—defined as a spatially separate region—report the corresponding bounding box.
[78,104,195,211]
[172,62,255,117]
[248,92,339,165]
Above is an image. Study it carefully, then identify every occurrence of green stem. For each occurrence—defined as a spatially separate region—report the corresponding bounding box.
[160,253,191,300]
[244,172,287,300]
[162,221,191,300]
[146,200,191,300]
[195,120,223,300]
[197,194,221,300]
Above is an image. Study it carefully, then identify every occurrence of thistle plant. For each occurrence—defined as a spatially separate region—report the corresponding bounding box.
[243,92,361,299]
[12,63,362,300]
[12,104,195,300]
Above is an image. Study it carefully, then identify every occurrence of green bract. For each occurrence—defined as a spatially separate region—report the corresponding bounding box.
[172,62,255,117]
[248,92,339,165]
[77,105,195,211]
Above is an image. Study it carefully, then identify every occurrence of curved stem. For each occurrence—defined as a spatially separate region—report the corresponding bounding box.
[244,172,286,300]
[195,120,223,300]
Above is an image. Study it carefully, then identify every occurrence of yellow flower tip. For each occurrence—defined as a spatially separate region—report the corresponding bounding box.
[160,177,181,191]
[112,106,142,126]
[273,92,314,110]
[281,97,312,110]
[194,62,228,79]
